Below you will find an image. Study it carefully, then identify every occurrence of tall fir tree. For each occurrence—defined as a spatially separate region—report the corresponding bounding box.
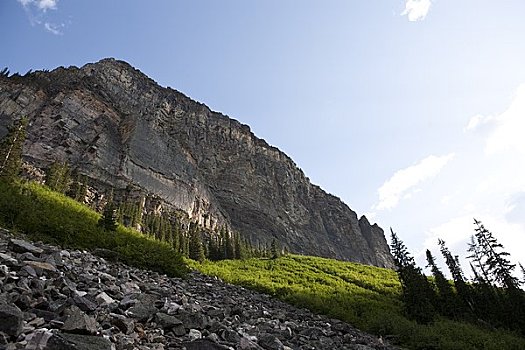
[438,239,473,314]
[69,172,89,203]
[45,161,71,194]
[426,249,458,317]
[234,232,244,260]
[520,263,525,287]
[188,222,205,262]
[472,219,519,290]
[99,201,118,231]
[390,229,436,323]
[270,238,279,259]
[467,234,493,286]
[0,117,28,182]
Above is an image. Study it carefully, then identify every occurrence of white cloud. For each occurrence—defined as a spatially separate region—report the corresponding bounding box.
[17,0,65,34]
[44,22,63,35]
[18,0,57,11]
[423,214,525,278]
[464,113,494,132]
[423,215,474,253]
[37,0,58,11]
[18,0,33,6]
[402,0,432,22]
[376,83,525,277]
[485,84,525,155]
[374,153,455,210]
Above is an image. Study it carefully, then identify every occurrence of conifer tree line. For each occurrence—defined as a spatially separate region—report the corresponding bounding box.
[391,221,525,335]
[116,202,281,263]
[0,117,283,263]
[40,159,279,263]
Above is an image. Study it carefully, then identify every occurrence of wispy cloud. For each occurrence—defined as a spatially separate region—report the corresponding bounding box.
[464,114,494,132]
[374,153,455,210]
[485,84,525,155]
[402,0,432,22]
[18,0,57,11]
[465,84,525,155]
[44,22,63,35]
[419,84,525,272]
[17,0,66,35]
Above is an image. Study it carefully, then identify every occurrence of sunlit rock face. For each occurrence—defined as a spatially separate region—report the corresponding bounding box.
[0,58,394,268]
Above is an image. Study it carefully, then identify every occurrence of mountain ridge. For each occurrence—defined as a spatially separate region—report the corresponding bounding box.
[0,58,394,268]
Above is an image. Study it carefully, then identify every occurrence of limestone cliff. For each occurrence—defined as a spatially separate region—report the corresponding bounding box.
[0,59,394,268]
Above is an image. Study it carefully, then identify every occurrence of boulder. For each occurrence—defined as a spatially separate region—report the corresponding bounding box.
[0,303,24,337]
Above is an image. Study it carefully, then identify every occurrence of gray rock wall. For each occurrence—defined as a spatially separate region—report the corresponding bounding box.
[0,59,394,268]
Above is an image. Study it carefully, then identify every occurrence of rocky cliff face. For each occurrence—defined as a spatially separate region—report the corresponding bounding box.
[0,59,394,268]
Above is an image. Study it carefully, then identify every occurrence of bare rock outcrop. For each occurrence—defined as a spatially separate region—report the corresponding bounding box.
[0,59,393,268]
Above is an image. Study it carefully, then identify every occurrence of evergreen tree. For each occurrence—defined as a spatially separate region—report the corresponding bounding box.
[45,161,71,194]
[99,201,118,231]
[520,263,525,285]
[218,227,234,259]
[438,239,472,313]
[467,234,493,286]
[390,229,436,323]
[172,221,181,253]
[69,173,88,203]
[472,219,519,290]
[270,238,279,259]
[426,249,457,317]
[0,117,28,182]
[188,223,205,262]
[178,231,189,257]
[234,232,244,260]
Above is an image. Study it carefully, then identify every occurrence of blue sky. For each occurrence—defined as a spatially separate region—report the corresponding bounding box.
[2,0,525,271]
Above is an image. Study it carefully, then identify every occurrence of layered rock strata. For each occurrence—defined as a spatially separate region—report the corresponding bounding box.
[0,59,393,268]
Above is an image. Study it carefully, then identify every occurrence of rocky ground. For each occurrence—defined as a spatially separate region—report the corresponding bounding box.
[0,228,397,350]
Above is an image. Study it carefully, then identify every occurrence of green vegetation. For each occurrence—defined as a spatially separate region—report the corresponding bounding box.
[45,161,71,194]
[0,180,187,277]
[193,254,525,350]
[0,117,27,182]
[1,117,524,349]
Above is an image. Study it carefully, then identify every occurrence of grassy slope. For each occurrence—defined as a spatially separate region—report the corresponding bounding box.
[0,180,187,277]
[193,256,525,350]
[1,180,524,349]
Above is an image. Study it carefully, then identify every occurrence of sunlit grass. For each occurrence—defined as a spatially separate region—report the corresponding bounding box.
[193,255,525,350]
[0,180,187,277]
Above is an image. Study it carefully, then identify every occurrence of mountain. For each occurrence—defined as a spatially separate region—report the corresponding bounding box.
[0,58,394,268]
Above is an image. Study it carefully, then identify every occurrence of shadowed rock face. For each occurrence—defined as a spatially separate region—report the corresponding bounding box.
[0,58,394,268]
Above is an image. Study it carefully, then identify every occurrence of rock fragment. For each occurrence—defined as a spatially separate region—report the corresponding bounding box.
[0,303,24,337]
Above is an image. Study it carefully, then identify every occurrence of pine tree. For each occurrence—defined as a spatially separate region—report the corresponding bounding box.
[467,234,493,286]
[426,249,457,317]
[234,232,244,260]
[390,229,436,323]
[99,201,118,231]
[519,263,525,285]
[472,219,519,290]
[438,239,473,314]
[270,238,279,259]
[0,117,28,182]
[188,223,205,262]
[45,161,71,194]
[180,231,189,257]
[69,173,88,203]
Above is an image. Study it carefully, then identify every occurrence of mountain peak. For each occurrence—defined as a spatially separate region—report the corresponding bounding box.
[0,59,394,268]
